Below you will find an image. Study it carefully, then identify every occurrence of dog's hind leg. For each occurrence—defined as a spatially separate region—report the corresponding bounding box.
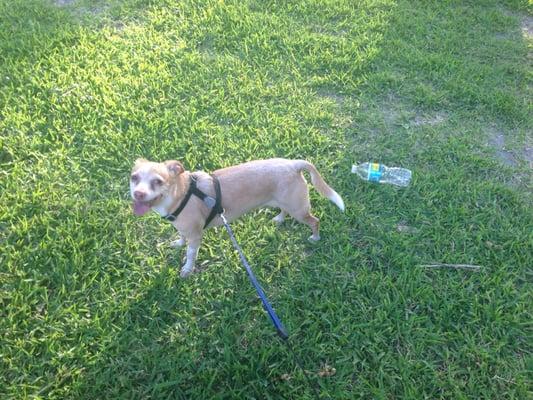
[286,205,320,242]
[299,213,320,242]
[277,173,321,241]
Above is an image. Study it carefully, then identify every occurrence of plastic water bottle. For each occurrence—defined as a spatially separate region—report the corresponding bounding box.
[351,162,412,187]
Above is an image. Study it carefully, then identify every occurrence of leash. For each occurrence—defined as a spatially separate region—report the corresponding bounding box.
[220,213,288,339]
[220,213,322,400]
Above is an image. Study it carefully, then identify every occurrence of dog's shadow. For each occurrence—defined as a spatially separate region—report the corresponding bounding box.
[73,264,245,398]
[74,210,342,398]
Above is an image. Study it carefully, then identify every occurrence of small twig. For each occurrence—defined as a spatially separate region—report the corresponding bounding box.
[419,263,482,271]
[493,375,516,384]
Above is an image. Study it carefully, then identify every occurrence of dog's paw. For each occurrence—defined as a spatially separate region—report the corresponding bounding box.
[170,238,186,248]
[180,266,194,278]
[272,212,286,225]
[308,234,321,243]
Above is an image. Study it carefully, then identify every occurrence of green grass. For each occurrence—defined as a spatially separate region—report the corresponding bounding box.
[1,0,532,398]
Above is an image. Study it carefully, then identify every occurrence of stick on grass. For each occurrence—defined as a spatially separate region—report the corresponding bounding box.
[419,263,482,271]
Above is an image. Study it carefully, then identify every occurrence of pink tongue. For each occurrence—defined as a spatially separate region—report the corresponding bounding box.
[133,201,151,216]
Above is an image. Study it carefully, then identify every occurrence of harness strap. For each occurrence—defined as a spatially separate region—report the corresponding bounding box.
[203,175,223,228]
[163,174,223,228]
[163,176,198,222]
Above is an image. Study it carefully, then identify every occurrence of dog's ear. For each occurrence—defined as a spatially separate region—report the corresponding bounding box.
[165,160,184,175]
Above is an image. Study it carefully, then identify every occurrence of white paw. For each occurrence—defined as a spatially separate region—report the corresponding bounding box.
[180,266,194,278]
[272,213,285,225]
[308,234,321,242]
[170,238,186,248]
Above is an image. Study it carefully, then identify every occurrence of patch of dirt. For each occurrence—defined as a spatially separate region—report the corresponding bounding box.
[412,112,447,127]
[317,88,347,106]
[111,20,126,31]
[484,126,532,191]
[382,92,402,122]
[396,222,419,234]
[315,89,355,132]
[55,0,76,5]
[376,99,447,129]
[198,40,217,61]
[489,132,518,167]
[500,9,533,40]
[310,24,348,37]
[54,0,108,17]
[487,127,533,169]
[381,106,401,127]
[523,146,533,167]
[522,15,533,39]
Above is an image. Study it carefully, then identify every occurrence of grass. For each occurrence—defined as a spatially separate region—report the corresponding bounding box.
[1,0,531,398]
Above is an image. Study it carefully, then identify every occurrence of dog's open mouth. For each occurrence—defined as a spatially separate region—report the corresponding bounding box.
[133,200,151,216]
[132,194,162,216]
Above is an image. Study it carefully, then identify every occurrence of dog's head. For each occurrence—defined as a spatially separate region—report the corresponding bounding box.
[130,158,184,215]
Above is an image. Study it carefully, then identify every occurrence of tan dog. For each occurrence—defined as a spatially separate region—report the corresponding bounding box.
[130,158,345,277]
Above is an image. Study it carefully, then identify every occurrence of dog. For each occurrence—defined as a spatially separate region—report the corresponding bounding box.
[130,158,345,277]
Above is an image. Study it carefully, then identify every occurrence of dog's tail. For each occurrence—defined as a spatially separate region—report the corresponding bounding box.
[295,160,345,211]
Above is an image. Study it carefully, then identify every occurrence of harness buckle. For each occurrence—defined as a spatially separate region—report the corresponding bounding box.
[165,214,176,222]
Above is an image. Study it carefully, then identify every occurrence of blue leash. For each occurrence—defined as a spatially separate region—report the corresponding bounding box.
[220,213,288,339]
[219,213,322,400]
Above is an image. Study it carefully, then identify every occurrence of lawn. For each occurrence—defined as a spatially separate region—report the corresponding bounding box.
[1,0,531,398]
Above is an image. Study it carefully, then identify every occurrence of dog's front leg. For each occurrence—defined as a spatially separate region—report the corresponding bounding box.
[169,236,186,248]
[180,235,202,278]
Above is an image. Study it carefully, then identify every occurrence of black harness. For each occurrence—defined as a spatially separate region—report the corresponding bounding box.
[163,175,223,229]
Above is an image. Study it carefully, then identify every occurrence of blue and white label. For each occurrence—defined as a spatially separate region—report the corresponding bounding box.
[367,163,383,182]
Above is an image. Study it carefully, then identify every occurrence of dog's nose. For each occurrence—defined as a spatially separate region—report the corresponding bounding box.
[134,190,146,200]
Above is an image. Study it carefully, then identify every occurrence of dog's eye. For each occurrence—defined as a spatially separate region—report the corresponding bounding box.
[131,174,139,183]
[152,178,163,186]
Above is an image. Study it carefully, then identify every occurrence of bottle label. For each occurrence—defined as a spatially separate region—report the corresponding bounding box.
[367,163,382,182]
